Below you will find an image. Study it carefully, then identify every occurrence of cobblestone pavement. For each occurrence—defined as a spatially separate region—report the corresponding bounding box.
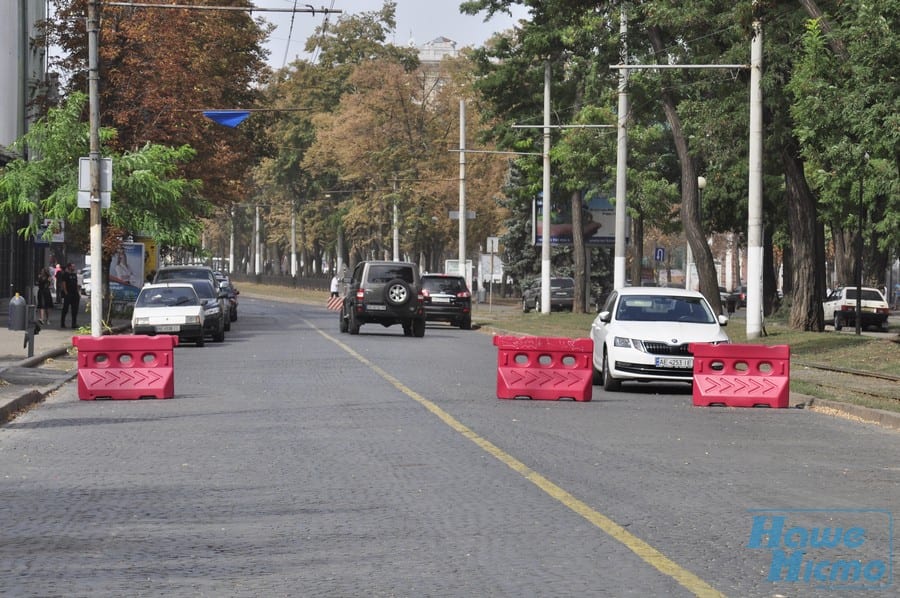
[1,295,898,596]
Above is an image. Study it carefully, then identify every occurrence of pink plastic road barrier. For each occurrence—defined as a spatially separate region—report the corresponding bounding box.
[690,343,790,408]
[73,334,178,400]
[493,335,594,402]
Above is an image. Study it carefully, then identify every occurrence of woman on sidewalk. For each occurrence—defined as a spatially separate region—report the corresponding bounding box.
[37,267,53,325]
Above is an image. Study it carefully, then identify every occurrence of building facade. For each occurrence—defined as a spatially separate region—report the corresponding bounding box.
[1,0,51,302]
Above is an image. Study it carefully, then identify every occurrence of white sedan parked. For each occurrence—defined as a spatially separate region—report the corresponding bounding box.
[132,283,206,347]
[590,287,730,391]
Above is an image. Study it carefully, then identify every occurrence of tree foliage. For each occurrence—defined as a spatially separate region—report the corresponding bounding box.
[44,0,270,209]
[0,93,207,251]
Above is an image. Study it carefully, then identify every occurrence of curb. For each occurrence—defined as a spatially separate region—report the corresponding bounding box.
[0,325,130,424]
[790,393,900,431]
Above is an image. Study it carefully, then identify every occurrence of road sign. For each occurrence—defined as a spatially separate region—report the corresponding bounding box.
[77,157,112,208]
[655,247,665,262]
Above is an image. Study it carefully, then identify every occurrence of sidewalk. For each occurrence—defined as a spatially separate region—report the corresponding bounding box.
[1,297,130,423]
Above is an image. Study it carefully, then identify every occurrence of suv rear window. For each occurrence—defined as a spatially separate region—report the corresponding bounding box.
[422,277,467,293]
[366,265,415,284]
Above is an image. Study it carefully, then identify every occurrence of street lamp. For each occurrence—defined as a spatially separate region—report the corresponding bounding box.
[856,152,869,335]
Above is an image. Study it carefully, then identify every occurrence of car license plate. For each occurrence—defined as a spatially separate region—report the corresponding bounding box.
[655,357,693,369]
[367,304,386,311]
[156,324,180,332]
[432,296,451,303]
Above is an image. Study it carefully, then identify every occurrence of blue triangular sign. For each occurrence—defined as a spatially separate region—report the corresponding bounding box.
[203,110,250,128]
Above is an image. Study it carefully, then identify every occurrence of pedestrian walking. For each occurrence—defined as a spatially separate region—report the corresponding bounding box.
[59,262,80,329]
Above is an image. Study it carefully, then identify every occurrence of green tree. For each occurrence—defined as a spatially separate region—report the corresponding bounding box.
[0,93,206,258]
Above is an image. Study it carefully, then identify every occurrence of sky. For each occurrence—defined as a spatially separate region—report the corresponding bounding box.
[256,0,529,70]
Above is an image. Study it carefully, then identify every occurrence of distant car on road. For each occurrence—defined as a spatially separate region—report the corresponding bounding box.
[132,282,206,346]
[522,276,575,312]
[823,286,890,332]
[590,287,730,391]
[421,273,472,329]
[339,260,426,337]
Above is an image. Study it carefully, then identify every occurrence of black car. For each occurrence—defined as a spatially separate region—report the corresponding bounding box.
[421,274,472,329]
[183,279,227,342]
[154,265,230,331]
[339,261,426,337]
[522,276,575,312]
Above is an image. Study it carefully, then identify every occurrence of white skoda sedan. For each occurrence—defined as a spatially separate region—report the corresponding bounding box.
[591,287,730,391]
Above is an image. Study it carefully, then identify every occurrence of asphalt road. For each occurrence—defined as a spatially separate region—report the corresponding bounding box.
[1,295,897,597]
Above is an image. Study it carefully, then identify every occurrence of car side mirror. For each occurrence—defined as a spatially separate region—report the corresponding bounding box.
[598,310,612,323]
[718,314,728,326]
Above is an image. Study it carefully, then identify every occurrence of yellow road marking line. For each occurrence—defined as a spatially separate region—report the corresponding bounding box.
[316,324,725,598]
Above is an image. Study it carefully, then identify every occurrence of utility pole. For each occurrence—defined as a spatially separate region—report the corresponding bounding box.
[459,100,468,286]
[541,61,551,314]
[614,8,629,291]
[87,0,102,337]
[745,9,764,339]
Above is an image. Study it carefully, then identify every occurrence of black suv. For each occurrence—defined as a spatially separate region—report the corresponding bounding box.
[339,261,426,337]
[421,274,472,329]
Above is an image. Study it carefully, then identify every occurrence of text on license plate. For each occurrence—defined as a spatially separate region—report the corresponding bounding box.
[655,357,693,368]
[156,324,180,332]
[367,304,387,311]
[431,296,451,303]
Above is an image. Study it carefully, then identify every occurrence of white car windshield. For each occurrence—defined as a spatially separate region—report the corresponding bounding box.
[616,295,716,324]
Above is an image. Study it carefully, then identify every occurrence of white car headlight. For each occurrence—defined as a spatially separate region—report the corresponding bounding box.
[204,306,220,317]
[133,316,149,326]
[613,336,633,348]
[185,315,201,325]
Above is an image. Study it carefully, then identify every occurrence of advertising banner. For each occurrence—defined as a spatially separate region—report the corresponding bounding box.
[533,191,626,247]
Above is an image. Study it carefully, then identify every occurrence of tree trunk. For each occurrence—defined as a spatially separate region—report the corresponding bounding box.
[647,26,722,313]
[630,213,644,286]
[832,224,853,288]
[571,190,586,313]
[783,146,826,331]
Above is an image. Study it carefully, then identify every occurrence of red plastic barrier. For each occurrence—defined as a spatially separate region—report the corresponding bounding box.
[690,343,790,408]
[493,335,594,402]
[72,335,178,400]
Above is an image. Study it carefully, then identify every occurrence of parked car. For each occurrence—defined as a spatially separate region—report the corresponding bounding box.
[79,266,91,296]
[182,279,227,342]
[339,261,426,337]
[153,265,229,331]
[131,283,206,346]
[421,273,472,329]
[522,276,575,312]
[823,286,890,331]
[590,287,730,391]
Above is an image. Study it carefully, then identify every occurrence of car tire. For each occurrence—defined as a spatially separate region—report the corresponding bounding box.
[602,351,621,392]
[383,279,412,307]
[412,318,426,337]
[522,298,531,313]
[230,307,237,322]
[591,361,602,386]
[224,318,231,332]
[196,337,205,347]
[834,314,843,331]
[339,307,348,333]
[348,308,360,335]
[460,315,472,330]
[214,325,225,343]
